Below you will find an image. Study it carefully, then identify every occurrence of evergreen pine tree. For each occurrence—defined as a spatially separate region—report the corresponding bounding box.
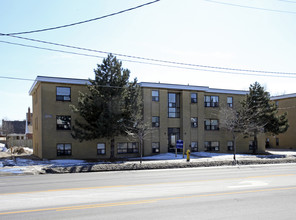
[71,54,141,158]
[240,82,288,153]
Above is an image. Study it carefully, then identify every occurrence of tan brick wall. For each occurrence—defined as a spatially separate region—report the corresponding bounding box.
[32,80,266,159]
[267,97,296,149]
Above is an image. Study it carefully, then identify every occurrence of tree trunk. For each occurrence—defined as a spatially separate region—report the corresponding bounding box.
[233,134,237,165]
[140,139,143,164]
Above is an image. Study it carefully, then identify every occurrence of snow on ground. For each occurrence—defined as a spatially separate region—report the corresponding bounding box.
[0,143,8,152]
[0,149,296,175]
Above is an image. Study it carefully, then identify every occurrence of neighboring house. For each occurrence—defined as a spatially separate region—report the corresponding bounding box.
[29,76,265,159]
[268,94,296,149]
[1,107,33,148]
[25,107,33,148]
[1,120,25,148]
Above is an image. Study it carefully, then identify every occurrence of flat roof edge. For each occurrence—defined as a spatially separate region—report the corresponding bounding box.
[271,93,296,100]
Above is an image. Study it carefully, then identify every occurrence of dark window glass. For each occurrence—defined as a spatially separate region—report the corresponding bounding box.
[191,117,198,128]
[152,90,159,102]
[56,87,71,101]
[152,142,160,153]
[97,143,106,155]
[227,141,234,151]
[204,141,219,151]
[57,143,72,156]
[168,93,180,118]
[191,142,198,152]
[227,97,233,108]
[152,116,160,127]
[204,119,219,130]
[117,142,138,154]
[204,95,219,107]
[191,93,197,103]
[56,115,71,130]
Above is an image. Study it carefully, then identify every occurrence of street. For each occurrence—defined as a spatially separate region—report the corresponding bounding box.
[1,164,296,219]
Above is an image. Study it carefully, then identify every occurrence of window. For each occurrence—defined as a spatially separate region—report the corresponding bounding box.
[117,142,138,154]
[191,93,197,103]
[191,141,198,152]
[204,119,219,130]
[152,90,159,102]
[152,142,160,153]
[56,115,71,130]
[191,117,198,128]
[168,93,180,118]
[275,101,279,107]
[56,87,71,101]
[276,138,279,146]
[152,116,160,127]
[57,143,72,156]
[249,140,254,150]
[204,141,219,151]
[227,97,233,108]
[228,141,234,151]
[204,95,219,107]
[97,143,106,155]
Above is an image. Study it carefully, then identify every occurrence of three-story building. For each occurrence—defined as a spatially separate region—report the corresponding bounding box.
[29,76,265,159]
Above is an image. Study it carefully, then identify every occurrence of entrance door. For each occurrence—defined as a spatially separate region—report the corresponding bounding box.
[168,128,180,152]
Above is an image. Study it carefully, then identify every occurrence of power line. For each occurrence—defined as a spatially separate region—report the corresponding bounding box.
[205,0,296,15]
[0,40,106,59]
[2,0,160,36]
[2,39,296,79]
[2,34,296,76]
[0,76,35,82]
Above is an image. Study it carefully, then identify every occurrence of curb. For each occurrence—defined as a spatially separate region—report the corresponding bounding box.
[44,158,296,174]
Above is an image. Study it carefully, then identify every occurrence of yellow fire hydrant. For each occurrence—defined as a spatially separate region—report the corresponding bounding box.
[186,149,190,162]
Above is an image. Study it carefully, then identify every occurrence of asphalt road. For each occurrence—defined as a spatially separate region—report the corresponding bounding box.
[0,164,296,219]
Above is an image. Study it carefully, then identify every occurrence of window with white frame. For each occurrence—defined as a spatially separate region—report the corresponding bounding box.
[227,97,233,108]
[204,119,219,130]
[57,143,72,156]
[204,141,219,151]
[97,143,106,155]
[152,90,159,102]
[191,141,198,152]
[204,95,219,107]
[152,116,160,127]
[191,117,198,128]
[56,87,71,101]
[117,142,139,154]
[191,93,197,103]
[152,142,160,153]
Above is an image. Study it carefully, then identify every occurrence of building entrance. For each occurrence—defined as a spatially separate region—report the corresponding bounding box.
[168,128,180,152]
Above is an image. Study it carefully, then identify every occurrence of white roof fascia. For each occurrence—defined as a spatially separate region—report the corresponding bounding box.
[29,76,90,95]
[271,93,296,100]
[206,88,248,95]
[140,82,248,95]
[140,82,209,91]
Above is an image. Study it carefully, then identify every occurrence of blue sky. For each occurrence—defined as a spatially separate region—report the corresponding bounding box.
[1,0,296,120]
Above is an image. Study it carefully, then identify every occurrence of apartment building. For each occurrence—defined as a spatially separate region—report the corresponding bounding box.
[29,76,265,159]
[268,94,296,149]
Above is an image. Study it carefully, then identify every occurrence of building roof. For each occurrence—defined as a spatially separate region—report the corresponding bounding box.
[29,76,90,95]
[1,120,26,135]
[140,82,248,95]
[271,93,296,101]
[29,76,248,95]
